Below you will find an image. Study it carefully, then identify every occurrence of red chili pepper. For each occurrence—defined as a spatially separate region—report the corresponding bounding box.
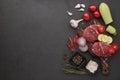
[69,37,74,47]
[67,37,74,51]
[73,38,77,47]
[75,32,79,39]
[73,33,79,47]
[67,43,74,51]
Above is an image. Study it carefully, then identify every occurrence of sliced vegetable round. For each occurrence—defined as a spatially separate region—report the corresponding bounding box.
[107,36,113,44]
[98,34,104,41]
[98,34,113,44]
[101,35,108,43]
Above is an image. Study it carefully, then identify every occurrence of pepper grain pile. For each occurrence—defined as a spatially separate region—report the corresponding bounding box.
[63,2,119,75]
[72,54,82,65]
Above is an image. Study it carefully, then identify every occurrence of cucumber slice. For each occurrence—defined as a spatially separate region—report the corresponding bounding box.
[101,35,108,43]
[107,36,113,44]
[99,3,113,25]
[101,35,113,44]
[106,25,117,36]
[98,34,104,41]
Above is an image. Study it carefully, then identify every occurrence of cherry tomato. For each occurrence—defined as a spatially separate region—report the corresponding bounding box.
[67,37,74,51]
[93,11,101,18]
[89,4,97,12]
[111,43,119,51]
[82,13,90,21]
[108,47,115,55]
[97,26,105,33]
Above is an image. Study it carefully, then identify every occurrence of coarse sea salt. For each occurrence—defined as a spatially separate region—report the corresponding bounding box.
[86,60,98,73]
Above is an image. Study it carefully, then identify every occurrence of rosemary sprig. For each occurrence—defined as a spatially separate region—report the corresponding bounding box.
[65,64,75,67]
[63,68,87,75]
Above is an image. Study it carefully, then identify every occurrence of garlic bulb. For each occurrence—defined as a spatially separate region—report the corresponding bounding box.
[70,19,83,28]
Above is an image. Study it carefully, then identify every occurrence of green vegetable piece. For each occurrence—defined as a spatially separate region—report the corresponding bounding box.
[100,35,113,44]
[106,25,117,36]
[99,2,113,25]
[63,69,86,75]
[107,36,113,44]
[98,34,104,41]
[101,35,108,43]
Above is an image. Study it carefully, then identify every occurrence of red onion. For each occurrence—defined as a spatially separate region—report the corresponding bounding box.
[77,37,86,46]
[79,45,88,52]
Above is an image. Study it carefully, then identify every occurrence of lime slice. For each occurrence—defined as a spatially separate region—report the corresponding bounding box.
[106,25,117,36]
[101,35,108,43]
[98,34,104,41]
[107,36,113,44]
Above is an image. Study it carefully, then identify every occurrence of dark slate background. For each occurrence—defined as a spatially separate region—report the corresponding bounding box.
[0,0,120,80]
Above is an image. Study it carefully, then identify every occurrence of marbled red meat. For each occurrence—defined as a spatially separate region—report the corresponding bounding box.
[91,42,111,57]
[82,25,100,42]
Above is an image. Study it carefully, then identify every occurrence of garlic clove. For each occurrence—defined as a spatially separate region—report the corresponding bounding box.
[67,11,73,16]
[81,4,86,8]
[75,4,81,9]
[78,8,85,12]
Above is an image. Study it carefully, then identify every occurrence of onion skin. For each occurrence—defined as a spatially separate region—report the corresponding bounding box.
[79,45,88,52]
[77,37,86,46]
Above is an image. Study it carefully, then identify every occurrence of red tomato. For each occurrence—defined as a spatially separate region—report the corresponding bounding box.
[108,47,115,55]
[111,43,119,51]
[93,11,100,18]
[97,26,105,33]
[82,13,90,21]
[89,4,97,12]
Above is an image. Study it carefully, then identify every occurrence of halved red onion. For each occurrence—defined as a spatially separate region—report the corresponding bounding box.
[79,45,88,52]
[77,37,86,46]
